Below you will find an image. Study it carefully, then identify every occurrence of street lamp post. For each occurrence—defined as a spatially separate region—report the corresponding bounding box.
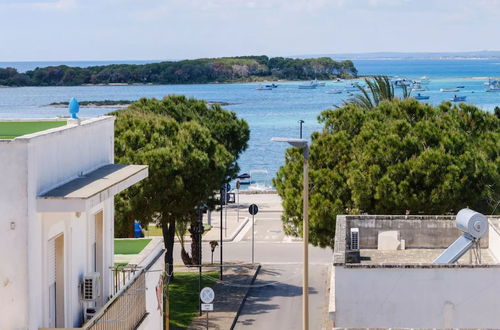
[271,137,309,330]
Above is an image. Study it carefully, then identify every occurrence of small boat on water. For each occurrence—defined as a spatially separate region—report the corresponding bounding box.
[393,78,413,88]
[265,83,278,88]
[412,83,427,92]
[440,88,460,92]
[414,93,430,100]
[325,88,343,94]
[456,86,465,89]
[486,79,500,92]
[299,81,318,89]
[419,76,431,84]
[452,95,467,102]
[256,85,273,90]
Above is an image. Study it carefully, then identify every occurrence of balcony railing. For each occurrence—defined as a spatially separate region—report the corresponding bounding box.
[83,270,146,330]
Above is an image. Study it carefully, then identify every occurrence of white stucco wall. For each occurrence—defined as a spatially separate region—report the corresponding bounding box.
[0,141,30,329]
[1,117,118,329]
[137,242,165,330]
[487,222,500,263]
[334,265,500,328]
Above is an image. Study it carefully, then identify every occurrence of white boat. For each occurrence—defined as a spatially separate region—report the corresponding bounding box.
[419,76,430,84]
[486,79,500,92]
[440,88,460,92]
[412,83,427,92]
[313,80,326,87]
[299,81,318,89]
[256,85,273,90]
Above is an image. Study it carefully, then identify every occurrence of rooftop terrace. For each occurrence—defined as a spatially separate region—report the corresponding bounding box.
[0,120,67,139]
[334,214,500,268]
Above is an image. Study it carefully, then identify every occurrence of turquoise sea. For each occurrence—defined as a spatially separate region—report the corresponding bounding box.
[1,59,499,185]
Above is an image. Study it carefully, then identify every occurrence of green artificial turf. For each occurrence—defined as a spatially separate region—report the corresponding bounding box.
[169,271,218,329]
[114,239,152,254]
[0,121,66,139]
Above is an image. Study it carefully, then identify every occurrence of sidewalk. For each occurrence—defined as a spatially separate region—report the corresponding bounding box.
[187,263,261,330]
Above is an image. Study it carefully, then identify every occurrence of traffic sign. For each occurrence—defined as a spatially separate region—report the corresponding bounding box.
[249,204,259,215]
[201,303,213,311]
[200,287,215,303]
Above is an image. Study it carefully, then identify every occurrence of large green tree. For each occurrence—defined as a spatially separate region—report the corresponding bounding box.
[274,99,500,248]
[112,95,249,274]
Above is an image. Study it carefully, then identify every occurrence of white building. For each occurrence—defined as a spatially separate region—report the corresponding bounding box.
[0,117,156,329]
[330,213,500,328]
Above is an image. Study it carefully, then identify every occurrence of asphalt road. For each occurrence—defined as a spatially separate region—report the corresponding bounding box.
[172,195,333,330]
[234,264,331,330]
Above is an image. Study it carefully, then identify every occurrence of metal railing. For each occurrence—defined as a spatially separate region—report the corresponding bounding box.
[83,270,146,330]
[111,265,142,295]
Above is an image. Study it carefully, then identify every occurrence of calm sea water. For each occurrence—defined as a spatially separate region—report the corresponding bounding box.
[1,59,499,185]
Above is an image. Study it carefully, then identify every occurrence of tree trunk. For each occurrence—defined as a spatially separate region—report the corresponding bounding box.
[189,219,201,266]
[162,219,175,277]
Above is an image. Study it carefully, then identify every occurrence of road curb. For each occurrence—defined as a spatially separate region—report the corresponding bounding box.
[230,264,262,330]
[202,217,250,243]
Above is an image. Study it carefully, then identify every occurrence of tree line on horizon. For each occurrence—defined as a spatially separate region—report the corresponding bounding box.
[0,56,357,86]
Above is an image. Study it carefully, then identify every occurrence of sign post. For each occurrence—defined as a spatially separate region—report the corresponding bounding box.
[200,287,215,330]
[248,204,259,264]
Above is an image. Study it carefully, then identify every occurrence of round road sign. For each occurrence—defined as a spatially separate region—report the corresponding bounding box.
[249,204,259,215]
[200,287,215,303]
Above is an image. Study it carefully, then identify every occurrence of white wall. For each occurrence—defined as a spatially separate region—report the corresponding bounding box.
[334,266,500,328]
[1,117,117,329]
[138,243,165,330]
[488,222,500,263]
[0,141,29,329]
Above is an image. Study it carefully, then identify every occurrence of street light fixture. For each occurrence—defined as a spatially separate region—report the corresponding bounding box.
[271,137,309,330]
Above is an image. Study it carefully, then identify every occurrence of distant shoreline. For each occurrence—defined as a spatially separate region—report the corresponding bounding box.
[47,100,236,108]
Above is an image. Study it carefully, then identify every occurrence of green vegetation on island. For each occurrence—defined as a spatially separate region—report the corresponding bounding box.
[49,100,135,107]
[112,95,250,276]
[275,79,500,248]
[0,56,357,86]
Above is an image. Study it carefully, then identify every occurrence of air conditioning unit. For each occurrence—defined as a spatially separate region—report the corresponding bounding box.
[81,272,101,301]
[350,228,359,250]
[84,307,96,322]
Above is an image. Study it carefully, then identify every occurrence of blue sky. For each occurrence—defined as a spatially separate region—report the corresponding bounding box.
[1,0,499,61]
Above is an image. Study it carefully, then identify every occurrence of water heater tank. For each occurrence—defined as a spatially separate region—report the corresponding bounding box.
[456,208,488,239]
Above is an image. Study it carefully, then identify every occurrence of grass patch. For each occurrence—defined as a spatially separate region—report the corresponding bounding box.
[114,239,151,254]
[0,121,66,139]
[169,271,218,329]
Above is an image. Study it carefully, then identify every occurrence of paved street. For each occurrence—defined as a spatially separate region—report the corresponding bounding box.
[234,264,331,330]
[172,192,333,329]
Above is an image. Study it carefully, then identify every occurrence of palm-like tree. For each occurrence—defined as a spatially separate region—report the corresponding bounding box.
[345,75,411,110]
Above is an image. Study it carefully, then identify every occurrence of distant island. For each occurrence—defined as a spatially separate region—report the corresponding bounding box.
[0,56,357,87]
[48,99,235,108]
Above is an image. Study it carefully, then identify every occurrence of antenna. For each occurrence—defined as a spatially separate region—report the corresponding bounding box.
[433,209,487,264]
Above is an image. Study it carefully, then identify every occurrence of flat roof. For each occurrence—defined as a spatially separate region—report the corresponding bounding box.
[0,120,67,139]
[37,164,148,212]
[355,248,496,265]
